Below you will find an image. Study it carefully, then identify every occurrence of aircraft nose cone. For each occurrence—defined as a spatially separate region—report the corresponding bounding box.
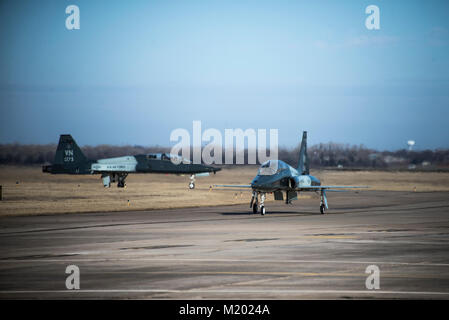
[251,178,259,188]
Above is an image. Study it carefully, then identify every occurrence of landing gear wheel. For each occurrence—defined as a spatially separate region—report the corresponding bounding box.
[252,203,258,214]
[189,182,195,189]
[260,206,266,215]
[320,204,326,214]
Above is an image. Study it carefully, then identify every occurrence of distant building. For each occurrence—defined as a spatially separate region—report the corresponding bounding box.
[383,155,406,164]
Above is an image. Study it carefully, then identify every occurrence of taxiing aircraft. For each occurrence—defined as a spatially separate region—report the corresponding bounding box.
[43,134,220,188]
[215,131,367,215]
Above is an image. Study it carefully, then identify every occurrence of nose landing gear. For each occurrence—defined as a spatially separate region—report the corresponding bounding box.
[320,204,326,214]
[189,175,195,189]
[260,193,266,215]
[250,192,267,215]
[252,202,258,214]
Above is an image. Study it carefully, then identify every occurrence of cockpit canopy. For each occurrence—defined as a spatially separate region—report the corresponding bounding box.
[257,160,288,175]
[147,153,191,164]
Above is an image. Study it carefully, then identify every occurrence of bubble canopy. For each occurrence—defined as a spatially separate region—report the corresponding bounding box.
[147,153,191,164]
[257,160,288,175]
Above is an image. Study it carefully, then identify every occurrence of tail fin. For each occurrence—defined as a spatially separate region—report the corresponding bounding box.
[54,134,87,165]
[297,131,309,175]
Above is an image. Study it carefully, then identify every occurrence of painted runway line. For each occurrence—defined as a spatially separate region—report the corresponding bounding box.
[1,289,448,296]
[2,258,449,267]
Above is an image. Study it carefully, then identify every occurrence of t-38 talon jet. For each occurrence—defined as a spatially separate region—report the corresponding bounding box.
[43,134,220,188]
[214,131,367,215]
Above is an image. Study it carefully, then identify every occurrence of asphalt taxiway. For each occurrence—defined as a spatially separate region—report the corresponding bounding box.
[1,190,449,299]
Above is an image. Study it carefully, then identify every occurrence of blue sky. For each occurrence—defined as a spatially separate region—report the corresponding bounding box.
[1,0,448,150]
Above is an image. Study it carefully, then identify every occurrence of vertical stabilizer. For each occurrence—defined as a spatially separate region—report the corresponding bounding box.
[297,131,309,175]
[54,134,87,165]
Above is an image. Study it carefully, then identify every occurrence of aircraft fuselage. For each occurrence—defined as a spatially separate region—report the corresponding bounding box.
[250,160,321,192]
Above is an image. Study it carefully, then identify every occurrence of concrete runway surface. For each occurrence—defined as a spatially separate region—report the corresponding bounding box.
[1,190,449,299]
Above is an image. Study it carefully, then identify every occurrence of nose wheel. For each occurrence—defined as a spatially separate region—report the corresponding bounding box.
[259,193,266,215]
[252,202,258,214]
[189,175,195,189]
[250,192,266,215]
[320,204,326,214]
[320,189,327,214]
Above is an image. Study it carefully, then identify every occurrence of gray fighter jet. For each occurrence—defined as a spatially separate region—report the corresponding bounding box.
[215,132,367,215]
[43,134,220,188]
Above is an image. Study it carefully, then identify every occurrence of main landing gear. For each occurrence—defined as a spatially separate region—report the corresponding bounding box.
[250,191,266,215]
[117,173,127,188]
[189,175,195,189]
[320,189,328,214]
[320,204,326,214]
[249,189,328,215]
[102,173,128,188]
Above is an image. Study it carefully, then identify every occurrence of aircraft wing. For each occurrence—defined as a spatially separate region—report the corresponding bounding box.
[213,185,368,190]
[296,185,369,191]
[213,184,252,188]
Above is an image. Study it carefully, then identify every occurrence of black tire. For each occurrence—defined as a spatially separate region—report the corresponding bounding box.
[320,204,326,214]
[260,206,266,215]
[252,203,258,214]
[189,182,195,189]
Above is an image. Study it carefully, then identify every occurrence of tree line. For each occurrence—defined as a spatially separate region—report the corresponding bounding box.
[1,142,448,169]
